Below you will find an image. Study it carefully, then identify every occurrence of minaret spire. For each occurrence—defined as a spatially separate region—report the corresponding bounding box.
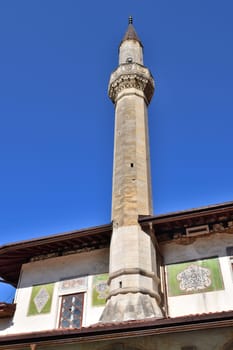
[100,19,163,323]
[120,17,143,50]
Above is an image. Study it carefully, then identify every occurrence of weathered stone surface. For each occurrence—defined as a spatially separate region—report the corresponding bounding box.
[101,23,162,322]
[100,225,163,322]
[108,63,154,104]
[111,92,153,227]
[100,292,163,322]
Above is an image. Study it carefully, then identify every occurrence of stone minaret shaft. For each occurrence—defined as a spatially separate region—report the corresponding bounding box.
[100,18,163,322]
[110,19,153,227]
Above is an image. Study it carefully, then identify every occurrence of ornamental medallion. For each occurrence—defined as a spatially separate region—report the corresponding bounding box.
[177,264,211,292]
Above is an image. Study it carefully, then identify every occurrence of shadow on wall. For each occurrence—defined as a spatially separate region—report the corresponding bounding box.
[0,318,13,331]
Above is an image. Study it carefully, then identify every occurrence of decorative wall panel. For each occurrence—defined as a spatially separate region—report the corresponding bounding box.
[92,274,109,306]
[166,257,224,296]
[58,276,87,295]
[27,283,54,316]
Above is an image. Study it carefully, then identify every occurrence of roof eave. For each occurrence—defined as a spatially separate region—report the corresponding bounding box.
[0,311,233,348]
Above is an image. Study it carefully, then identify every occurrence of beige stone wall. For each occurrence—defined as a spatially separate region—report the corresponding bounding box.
[109,226,157,290]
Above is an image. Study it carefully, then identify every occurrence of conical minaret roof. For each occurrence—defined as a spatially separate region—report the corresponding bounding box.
[120,16,143,47]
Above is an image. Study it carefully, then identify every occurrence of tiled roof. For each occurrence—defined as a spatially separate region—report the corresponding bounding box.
[0,223,112,286]
[0,310,233,347]
[1,200,233,286]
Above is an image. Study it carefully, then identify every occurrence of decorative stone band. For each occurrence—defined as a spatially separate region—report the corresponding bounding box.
[108,267,160,285]
[106,287,161,304]
[108,63,154,104]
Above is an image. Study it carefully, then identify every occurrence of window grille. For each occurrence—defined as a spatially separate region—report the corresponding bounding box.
[59,292,84,329]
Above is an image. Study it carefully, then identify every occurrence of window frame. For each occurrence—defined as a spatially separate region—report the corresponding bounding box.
[58,292,85,329]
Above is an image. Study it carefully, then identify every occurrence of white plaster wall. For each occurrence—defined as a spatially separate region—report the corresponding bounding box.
[161,233,233,317]
[2,248,109,335]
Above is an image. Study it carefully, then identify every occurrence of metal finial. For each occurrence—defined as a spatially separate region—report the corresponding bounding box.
[128,16,133,24]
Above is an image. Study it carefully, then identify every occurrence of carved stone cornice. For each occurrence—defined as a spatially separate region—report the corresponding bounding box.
[108,63,154,104]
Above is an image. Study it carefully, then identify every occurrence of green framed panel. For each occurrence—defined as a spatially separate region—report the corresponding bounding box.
[27,283,54,316]
[92,274,109,306]
[166,257,224,297]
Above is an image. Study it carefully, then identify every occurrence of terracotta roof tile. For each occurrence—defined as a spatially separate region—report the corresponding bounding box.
[0,311,233,346]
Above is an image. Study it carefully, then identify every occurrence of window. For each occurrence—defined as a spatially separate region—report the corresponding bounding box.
[59,292,84,329]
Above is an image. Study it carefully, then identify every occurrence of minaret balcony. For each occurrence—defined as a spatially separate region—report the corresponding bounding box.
[108,63,154,105]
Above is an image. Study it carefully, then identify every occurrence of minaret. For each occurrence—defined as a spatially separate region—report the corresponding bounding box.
[100,18,163,322]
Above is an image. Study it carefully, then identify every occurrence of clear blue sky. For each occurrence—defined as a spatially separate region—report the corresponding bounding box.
[1,1,233,299]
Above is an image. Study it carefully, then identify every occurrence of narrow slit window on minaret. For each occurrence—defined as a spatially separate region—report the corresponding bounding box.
[130,163,134,167]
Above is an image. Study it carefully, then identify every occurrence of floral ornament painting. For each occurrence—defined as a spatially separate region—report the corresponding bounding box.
[92,274,109,306]
[167,257,224,296]
[177,264,211,292]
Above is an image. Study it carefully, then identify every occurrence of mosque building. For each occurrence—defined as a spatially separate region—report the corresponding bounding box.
[0,18,233,350]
